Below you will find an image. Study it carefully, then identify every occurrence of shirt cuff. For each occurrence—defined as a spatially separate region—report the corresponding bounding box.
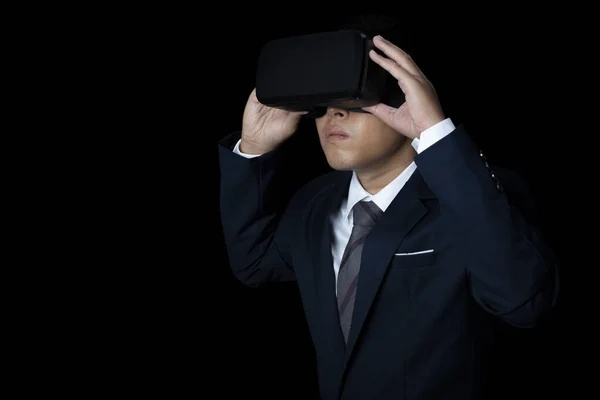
[411,118,456,153]
[232,138,263,159]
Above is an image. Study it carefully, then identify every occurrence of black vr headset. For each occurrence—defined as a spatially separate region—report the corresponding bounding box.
[255,29,405,119]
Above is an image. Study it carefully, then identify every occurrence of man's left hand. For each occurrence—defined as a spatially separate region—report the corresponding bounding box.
[362,35,446,139]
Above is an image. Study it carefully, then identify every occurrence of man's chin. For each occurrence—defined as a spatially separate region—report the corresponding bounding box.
[325,158,357,171]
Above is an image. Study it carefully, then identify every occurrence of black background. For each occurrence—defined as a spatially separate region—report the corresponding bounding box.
[91,6,591,398]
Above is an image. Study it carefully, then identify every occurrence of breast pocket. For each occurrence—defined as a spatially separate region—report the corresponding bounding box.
[391,249,439,270]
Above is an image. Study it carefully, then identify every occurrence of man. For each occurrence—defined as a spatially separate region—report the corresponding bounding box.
[217,27,559,400]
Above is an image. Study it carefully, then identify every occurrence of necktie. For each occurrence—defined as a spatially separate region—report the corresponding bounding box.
[337,200,383,343]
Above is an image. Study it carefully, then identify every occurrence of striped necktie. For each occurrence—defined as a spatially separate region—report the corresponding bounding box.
[337,200,383,343]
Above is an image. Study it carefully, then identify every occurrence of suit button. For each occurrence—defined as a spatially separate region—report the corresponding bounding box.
[496,181,503,192]
[479,149,486,160]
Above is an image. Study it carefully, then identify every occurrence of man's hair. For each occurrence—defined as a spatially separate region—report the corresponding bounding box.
[337,13,400,36]
[334,13,413,54]
[332,13,411,102]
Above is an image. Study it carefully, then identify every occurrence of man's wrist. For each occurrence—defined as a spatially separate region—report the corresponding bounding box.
[239,138,272,155]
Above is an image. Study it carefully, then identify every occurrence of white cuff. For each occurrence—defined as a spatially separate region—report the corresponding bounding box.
[411,118,456,153]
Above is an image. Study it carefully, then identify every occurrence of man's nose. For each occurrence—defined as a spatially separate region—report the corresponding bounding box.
[326,107,349,118]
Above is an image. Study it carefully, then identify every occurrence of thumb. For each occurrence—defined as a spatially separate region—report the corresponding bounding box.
[362,103,396,126]
[290,110,309,118]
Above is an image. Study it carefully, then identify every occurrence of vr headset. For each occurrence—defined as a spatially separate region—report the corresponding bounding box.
[255,29,405,119]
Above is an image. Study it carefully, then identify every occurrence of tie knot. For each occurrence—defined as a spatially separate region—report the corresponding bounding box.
[352,200,383,227]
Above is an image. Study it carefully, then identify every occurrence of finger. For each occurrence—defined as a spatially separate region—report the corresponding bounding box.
[372,35,423,77]
[369,49,415,91]
[250,88,261,103]
[292,111,309,117]
[362,103,397,127]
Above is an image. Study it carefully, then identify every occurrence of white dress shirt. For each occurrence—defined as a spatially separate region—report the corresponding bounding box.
[232,118,456,285]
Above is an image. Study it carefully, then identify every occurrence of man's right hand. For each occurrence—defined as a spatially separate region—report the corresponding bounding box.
[240,88,306,154]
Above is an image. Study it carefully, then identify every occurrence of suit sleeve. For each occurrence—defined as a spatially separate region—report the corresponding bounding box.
[218,131,297,287]
[414,124,559,328]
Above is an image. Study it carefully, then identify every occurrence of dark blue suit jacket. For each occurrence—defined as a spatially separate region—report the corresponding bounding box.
[218,125,559,399]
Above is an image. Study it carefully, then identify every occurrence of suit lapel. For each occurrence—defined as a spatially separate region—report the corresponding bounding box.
[308,172,352,372]
[343,169,435,367]
[306,168,436,385]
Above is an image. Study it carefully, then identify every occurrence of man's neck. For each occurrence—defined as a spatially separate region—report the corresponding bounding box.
[356,146,416,195]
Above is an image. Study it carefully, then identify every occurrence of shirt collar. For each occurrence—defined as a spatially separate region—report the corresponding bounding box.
[342,161,417,223]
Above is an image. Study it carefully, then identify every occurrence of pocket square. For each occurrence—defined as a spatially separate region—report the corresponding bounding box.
[394,249,434,256]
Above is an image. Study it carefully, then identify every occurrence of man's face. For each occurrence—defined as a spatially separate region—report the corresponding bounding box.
[315,107,409,172]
